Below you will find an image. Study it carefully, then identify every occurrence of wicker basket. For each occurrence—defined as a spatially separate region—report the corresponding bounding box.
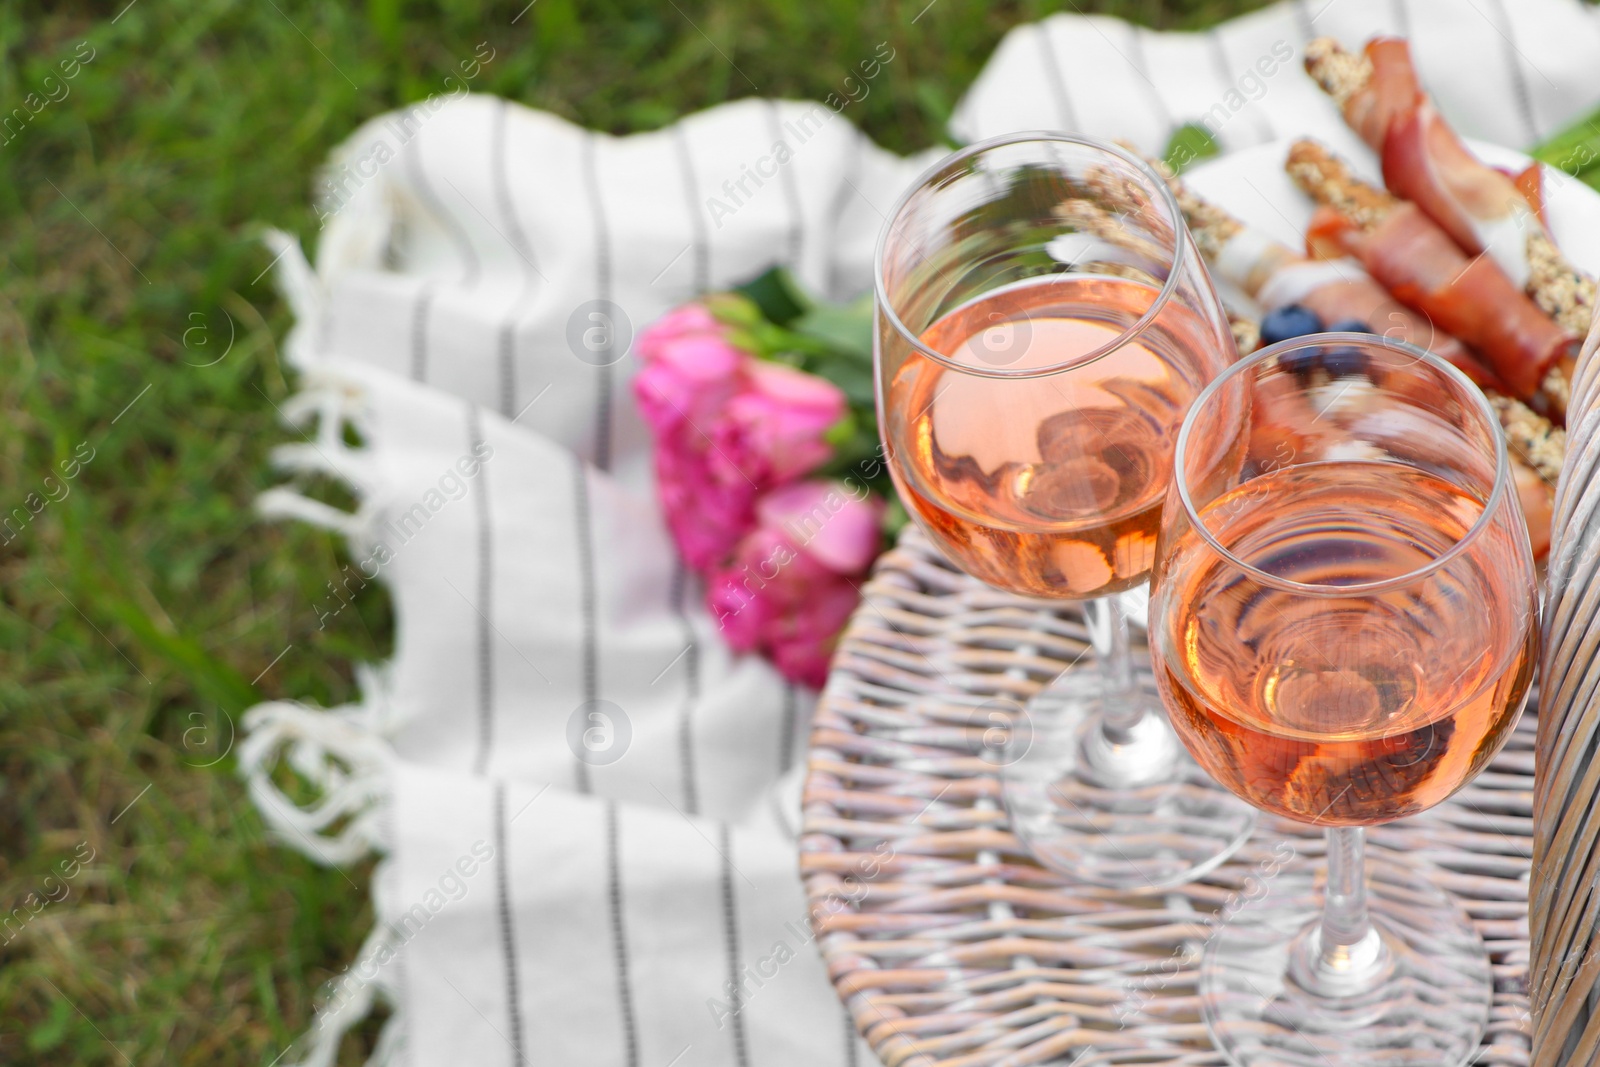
[1530,320,1600,1067]
[801,524,1543,1066]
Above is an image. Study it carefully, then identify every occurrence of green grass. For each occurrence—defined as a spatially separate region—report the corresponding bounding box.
[4,1,1599,1064]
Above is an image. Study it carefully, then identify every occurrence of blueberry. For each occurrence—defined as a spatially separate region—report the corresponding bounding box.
[1275,342,1369,382]
[1260,304,1324,346]
[1321,345,1369,378]
[1326,317,1372,334]
[1278,346,1324,382]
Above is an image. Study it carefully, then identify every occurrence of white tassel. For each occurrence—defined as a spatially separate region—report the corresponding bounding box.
[254,365,387,542]
[256,488,366,541]
[277,909,402,1067]
[261,228,321,327]
[236,702,392,865]
[248,140,415,1067]
[262,370,379,497]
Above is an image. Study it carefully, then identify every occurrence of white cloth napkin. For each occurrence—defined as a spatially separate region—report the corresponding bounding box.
[239,2,1600,1065]
[952,0,1600,154]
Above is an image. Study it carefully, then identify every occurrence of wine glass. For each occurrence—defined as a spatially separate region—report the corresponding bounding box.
[1150,334,1538,1066]
[874,132,1256,890]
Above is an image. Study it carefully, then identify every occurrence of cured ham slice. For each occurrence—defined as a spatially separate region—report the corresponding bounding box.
[1165,164,1497,385]
[1305,36,1596,341]
[1159,165,1559,560]
[1287,139,1575,418]
[1306,40,1530,279]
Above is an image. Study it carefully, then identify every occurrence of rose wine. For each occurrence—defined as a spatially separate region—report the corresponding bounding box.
[887,275,1225,598]
[1154,461,1536,826]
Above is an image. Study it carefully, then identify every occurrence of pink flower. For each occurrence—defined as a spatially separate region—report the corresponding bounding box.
[633,306,744,432]
[716,362,847,483]
[632,304,848,573]
[706,481,884,689]
[758,481,882,574]
[637,304,721,356]
[641,426,759,571]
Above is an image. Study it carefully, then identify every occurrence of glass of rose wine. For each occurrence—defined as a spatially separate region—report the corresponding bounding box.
[874,132,1256,890]
[1150,334,1538,1066]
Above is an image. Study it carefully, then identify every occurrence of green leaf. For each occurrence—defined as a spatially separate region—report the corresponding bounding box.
[734,267,810,326]
[705,292,764,330]
[1533,105,1600,188]
[914,78,954,134]
[824,410,858,449]
[883,496,910,536]
[1164,123,1219,175]
[790,293,875,358]
[28,998,73,1053]
[825,360,876,410]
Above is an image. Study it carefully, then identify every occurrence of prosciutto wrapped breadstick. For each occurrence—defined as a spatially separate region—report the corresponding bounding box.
[1286,139,1576,419]
[1304,36,1597,340]
[1165,170,1500,385]
[1492,394,1562,559]
[1159,166,1558,556]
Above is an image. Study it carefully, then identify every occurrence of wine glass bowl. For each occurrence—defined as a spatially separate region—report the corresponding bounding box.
[1155,335,1538,826]
[875,136,1234,600]
[874,133,1257,891]
[1150,334,1538,1067]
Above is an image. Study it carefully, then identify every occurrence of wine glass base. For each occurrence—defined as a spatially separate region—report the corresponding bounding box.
[1000,664,1257,892]
[1202,846,1491,1067]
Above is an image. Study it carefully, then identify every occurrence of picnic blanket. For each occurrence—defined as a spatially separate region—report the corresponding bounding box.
[237,1,1600,1063]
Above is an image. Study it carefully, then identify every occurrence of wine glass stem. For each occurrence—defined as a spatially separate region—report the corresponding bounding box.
[1086,594,1141,743]
[1292,826,1389,998]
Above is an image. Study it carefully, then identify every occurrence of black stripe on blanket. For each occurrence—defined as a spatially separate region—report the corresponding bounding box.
[491,99,540,421]
[764,100,804,267]
[606,801,641,1067]
[581,130,615,472]
[491,98,539,271]
[674,124,712,294]
[493,782,527,1066]
[672,562,701,815]
[1486,0,1541,143]
[470,404,495,777]
[410,284,435,383]
[822,133,863,301]
[719,824,750,1067]
[1035,22,1081,133]
[405,111,481,286]
[495,317,517,420]
[778,683,797,773]
[574,457,599,795]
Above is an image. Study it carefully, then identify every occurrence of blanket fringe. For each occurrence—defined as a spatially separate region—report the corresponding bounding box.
[247,228,413,1067]
[279,901,405,1067]
[261,229,322,345]
[237,701,393,865]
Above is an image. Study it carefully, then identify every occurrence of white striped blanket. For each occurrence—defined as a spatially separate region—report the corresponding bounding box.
[239,1,1600,1064]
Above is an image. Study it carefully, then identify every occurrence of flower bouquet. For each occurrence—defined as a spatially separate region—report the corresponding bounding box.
[632,270,903,688]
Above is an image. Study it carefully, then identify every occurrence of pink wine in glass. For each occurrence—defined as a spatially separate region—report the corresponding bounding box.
[1157,460,1536,826]
[887,275,1215,599]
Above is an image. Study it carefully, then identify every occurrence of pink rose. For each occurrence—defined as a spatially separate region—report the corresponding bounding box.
[633,306,744,432]
[633,304,849,573]
[758,480,883,574]
[716,361,847,483]
[706,481,884,689]
[636,304,721,359]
